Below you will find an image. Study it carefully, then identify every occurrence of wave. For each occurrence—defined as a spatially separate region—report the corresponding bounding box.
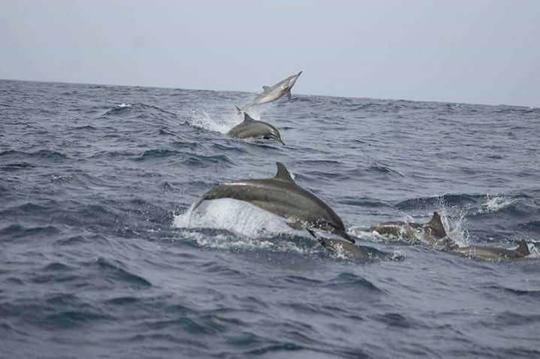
[478,195,516,214]
[70,125,97,131]
[93,257,152,288]
[395,193,480,210]
[0,149,68,162]
[102,102,177,117]
[0,224,61,240]
[366,164,404,177]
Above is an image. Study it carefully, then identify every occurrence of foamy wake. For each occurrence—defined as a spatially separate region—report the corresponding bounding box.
[173,199,318,254]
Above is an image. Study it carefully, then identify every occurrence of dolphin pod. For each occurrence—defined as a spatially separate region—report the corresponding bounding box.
[189,70,533,262]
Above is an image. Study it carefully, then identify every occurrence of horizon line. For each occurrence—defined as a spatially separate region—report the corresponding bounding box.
[0,77,535,109]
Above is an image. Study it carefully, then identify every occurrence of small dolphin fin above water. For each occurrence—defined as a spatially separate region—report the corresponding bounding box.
[286,89,292,100]
[275,162,295,182]
[426,211,447,239]
[243,112,255,122]
[515,239,530,257]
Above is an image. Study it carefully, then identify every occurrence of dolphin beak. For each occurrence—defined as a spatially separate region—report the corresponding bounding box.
[297,71,303,77]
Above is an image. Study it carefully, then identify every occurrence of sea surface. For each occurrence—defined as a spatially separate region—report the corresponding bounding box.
[1,79,539,358]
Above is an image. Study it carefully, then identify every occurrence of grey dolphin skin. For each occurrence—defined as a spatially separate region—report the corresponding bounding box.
[194,162,354,243]
[318,237,391,261]
[228,109,284,144]
[241,71,302,111]
[448,240,530,261]
[370,211,447,244]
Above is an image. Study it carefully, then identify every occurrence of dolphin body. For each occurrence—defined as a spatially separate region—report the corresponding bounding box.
[318,237,391,261]
[370,212,447,245]
[194,162,354,243]
[241,71,303,111]
[228,110,284,144]
[449,240,530,261]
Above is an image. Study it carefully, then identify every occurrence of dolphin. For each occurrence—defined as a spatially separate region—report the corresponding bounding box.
[193,162,354,243]
[241,71,303,111]
[369,212,447,244]
[318,237,391,260]
[449,240,530,261]
[228,109,284,144]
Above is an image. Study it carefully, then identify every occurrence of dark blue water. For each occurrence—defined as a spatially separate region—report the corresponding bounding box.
[1,79,539,358]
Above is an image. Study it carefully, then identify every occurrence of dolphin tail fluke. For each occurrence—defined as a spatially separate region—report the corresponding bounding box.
[427,211,447,239]
[516,240,530,257]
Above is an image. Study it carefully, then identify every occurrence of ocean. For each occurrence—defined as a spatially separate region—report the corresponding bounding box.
[1,79,539,358]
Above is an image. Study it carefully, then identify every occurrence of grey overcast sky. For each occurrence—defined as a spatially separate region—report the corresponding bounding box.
[1,0,539,106]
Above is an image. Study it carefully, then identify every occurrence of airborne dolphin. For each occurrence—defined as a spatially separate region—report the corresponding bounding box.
[241,71,303,111]
[369,212,447,245]
[228,110,284,144]
[193,162,354,243]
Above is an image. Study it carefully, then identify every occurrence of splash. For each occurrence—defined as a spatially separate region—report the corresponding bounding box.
[186,107,266,134]
[479,194,515,214]
[348,209,470,247]
[173,199,320,255]
[174,198,296,239]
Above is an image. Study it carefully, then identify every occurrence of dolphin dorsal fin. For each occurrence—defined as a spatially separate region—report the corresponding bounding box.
[427,212,447,239]
[262,86,271,92]
[516,240,530,257]
[243,112,255,122]
[274,162,295,183]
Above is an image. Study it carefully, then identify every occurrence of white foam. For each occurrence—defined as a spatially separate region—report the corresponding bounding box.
[173,199,320,254]
[479,194,514,214]
[174,198,295,238]
[349,210,470,247]
[117,103,131,108]
[186,106,265,135]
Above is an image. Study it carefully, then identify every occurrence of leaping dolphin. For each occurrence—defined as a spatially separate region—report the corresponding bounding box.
[228,109,284,144]
[193,162,354,243]
[240,71,303,111]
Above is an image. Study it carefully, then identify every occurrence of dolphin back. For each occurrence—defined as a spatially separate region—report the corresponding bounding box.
[319,238,389,260]
[426,212,447,239]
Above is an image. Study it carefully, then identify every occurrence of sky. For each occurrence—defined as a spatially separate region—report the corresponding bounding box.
[1,0,539,107]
